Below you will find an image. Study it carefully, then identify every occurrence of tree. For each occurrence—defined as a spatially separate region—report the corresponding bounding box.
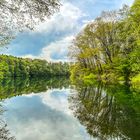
[0,55,70,79]
[0,104,16,140]
[0,0,61,46]
[70,2,140,83]
[70,10,120,78]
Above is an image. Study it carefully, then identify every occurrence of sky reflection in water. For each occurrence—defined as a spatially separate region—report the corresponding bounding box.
[2,88,94,140]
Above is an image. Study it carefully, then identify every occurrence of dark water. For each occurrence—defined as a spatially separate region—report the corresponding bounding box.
[0,78,140,140]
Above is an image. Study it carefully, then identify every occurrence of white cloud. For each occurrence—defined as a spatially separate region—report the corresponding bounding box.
[17,0,135,62]
[22,35,74,62]
[20,2,85,62]
[22,54,37,59]
[40,35,74,62]
[35,2,85,34]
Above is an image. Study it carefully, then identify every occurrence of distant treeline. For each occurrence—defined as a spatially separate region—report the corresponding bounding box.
[0,55,70,80]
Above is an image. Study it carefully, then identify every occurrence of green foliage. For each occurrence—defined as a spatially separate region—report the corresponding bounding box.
[131,74,140,89]
[0,0,60,47]
[69,82,140,140]
[0,55,70,79]
[0,77,70,100]
[70,2,140,84]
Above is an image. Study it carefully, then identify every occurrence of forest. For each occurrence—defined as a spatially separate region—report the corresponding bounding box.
[70,0,140,85]
[0,55,70,80]
[0,0,140,140]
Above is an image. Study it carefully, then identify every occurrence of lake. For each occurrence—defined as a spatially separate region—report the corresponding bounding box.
[0,77,140,140]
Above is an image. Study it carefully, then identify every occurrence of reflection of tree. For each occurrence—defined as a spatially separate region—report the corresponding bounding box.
[0,105,16,140]
[69,83,140,140]
[0,77,70,99]
[0,76,70,139]
[0,123,16,140]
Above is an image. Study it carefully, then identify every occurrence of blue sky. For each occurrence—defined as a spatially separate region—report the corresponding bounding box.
[0,0,134,62]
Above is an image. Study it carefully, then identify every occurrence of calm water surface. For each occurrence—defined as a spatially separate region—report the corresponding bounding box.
[0,78,140,140]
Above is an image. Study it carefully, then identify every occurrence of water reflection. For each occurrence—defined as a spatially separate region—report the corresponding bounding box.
[0,77,70,99]
[69,82,140,140]
[0,77,93,140]
[0,77,140,140]
[0,104,16,140]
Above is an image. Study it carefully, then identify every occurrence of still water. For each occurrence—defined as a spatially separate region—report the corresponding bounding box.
[0,77,140,140]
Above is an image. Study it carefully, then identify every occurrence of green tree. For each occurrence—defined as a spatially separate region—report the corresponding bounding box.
[70,1,140,84]
[0,0,60,46]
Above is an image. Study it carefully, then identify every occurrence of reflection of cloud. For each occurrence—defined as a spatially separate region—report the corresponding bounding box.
[2,89,92,140]
[40,89,72,115]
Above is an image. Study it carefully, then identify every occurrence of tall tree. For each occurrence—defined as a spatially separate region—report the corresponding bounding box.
[70,2,140,83]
